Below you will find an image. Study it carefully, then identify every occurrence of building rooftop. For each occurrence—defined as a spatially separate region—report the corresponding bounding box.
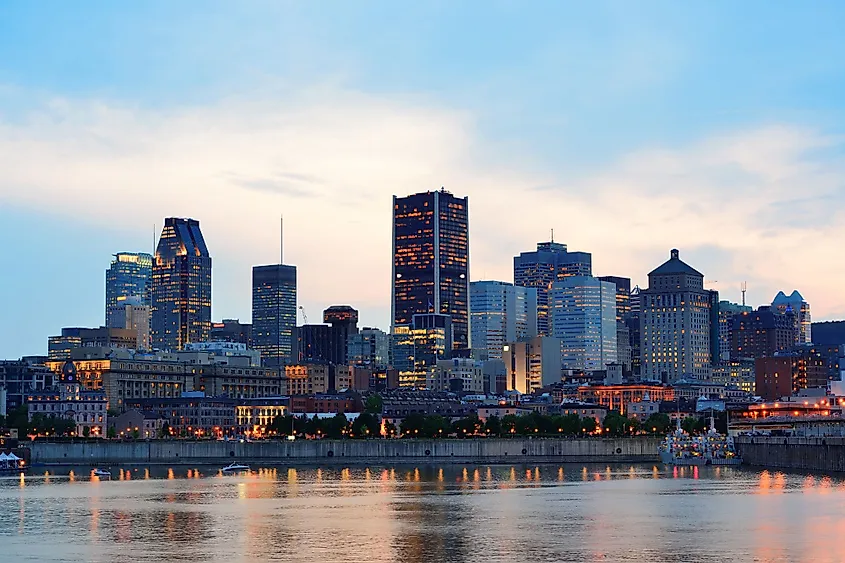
[648,249,703,278]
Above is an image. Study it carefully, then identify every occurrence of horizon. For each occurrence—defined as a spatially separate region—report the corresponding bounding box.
[2,1,844,357]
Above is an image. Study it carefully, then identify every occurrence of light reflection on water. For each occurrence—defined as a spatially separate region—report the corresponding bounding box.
[2,464,845,562]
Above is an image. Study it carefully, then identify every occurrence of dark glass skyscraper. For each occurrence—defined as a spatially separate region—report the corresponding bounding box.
[150,218,212,351]
[252,264,297,366]
[513,241,592,336]
[392,188,469,350]
[105,252,153,327]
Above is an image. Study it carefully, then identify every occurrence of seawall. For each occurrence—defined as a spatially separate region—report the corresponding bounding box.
[735,436,845,473]
[30,437,662,465]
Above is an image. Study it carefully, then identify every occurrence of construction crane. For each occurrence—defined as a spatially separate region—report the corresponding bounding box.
[298,306,308,325]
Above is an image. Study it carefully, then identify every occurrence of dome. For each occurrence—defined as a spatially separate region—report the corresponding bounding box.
[60,360,78,382]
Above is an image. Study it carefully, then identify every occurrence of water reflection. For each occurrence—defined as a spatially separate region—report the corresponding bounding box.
[2,464,845,563]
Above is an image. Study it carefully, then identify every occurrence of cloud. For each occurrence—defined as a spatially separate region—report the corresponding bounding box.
[0,89,843,332]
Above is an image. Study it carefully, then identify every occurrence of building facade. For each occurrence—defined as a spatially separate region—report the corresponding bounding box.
[392,189,469,350]
[47,326,139,360]
[502,336,562,394]
[772,290,812,345]
[731,306,797,360]
[469,280,538,361]
[718,300,753,361]
[151,218,212,351]
[110,299,151,351]
[549,276,618,372]
[640,249,712,382]
[211,319,252,345]
[105,252,153,328]
[252,264,297,366]
[347,327,390,369]
[514,241,592,336]
[125,396,235,437]
[26,361,108,437]
[427,358,484,394]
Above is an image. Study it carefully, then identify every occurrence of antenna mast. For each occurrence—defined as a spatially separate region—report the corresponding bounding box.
[551,228,554,243]
[741,281,747,306]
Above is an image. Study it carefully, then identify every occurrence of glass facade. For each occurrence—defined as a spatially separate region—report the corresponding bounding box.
[392,189,469,350]
[514,241,592,337]
[252,264,297,366]
[150,218,212,351]
[549,276,617,371]
[470,280,538,361]
[348,327,390,369]
[105,252,152,327]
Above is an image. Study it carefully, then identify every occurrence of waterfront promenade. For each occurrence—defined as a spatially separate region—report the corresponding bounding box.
[29,437,662,465]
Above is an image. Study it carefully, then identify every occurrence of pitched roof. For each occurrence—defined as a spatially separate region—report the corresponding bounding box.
[648,249,703,277]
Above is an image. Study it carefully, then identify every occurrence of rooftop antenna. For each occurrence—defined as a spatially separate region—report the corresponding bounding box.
[741,281,748,307]
[551,228,554,243]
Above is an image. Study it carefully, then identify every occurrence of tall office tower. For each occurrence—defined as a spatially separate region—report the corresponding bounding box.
[732,306,797,360]
[640,249,712,382]
[470,281,538,361]
[150,218,211,351]
[514,240,592,336]
[772,291,812,344]
[717,301,752,361]
[502,336,563,394]
[252,264,297,366]
[549,276,617,371]
[348,327,390,369]
[110,297,151,351]
[393,313,453,388]
[597,276,631,322]
[324,306,359,365]
[105,252,153,327]
[392,188,469,350]
[626,286,642,376]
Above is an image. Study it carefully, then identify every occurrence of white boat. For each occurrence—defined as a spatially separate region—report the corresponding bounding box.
[92,468,111,478]
[221,462,250,473]
[659,415,742,466]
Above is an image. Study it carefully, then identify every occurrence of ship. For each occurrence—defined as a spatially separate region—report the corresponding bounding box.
[659,416,742,466]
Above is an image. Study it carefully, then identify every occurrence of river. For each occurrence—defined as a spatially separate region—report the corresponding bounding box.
[0,464,842,562]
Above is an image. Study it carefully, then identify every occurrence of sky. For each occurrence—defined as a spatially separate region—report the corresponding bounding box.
[1,0,844,358]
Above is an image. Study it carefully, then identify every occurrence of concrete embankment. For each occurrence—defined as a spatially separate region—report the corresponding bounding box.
[30,437,661,465]
[735,436,845,473]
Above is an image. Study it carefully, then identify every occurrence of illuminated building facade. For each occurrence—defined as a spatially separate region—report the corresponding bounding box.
[732,306,797,360]
[392,314,453,389]
[110,299,151,351]
[514,241,592,336]
[211,319,252,345]
[348,327,390,369]
[151,218,212,351]
[755,347,828,400]
[577,384,674,415]
[47,326,139,360]
[470,280,538,361]
[640,249,712,382]
[427,358,484,393]
[295,306,359,365]
[502,336,562,394]
[597,276,631,322]
[105,252,153,328]
[392,189,469,350]
[718,300,752,361]
[772,290,812,345]
[549,276,617,372]
[26,360,108,437]
[252,264,297,366]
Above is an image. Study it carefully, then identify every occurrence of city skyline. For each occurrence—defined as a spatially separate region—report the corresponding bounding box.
[1,2,845,357]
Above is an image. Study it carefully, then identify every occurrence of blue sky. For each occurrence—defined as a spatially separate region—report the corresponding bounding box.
[1,1,844,357]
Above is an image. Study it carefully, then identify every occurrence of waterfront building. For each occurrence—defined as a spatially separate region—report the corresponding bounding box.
[576,383,675,415]
[732,306,797,360]
[718,301,752,361]
[392,188,469,350]
[283,364,352,396]
[47,326,139,360]
[26,360,108,437]
[755,347,828,400]
[514,240,592,337]
[235,397,289,435]
[125,395,235,438]
[109,409,167,439]
[380,390,473,422]
[640,249,713,382]
[559,401,610,423]
[470,280,538,361]
[110,298,151,351]
[502,336,562,394]
[427,358,484,394]
[549,276,617,372]
[211,319,252,346]
[105,252,153,328]
[347,327,390,369]
[151,218,212,351]
[252,264,297,366]
[772,290,812,345]
[288,394,360,415]
[0,359,55,413]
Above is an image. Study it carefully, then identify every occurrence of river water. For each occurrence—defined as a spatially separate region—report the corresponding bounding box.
[0,464,843,563]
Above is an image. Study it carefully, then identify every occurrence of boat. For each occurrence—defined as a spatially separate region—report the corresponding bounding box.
[221,462,250,473]
[92,468,111,478]
[659,415,742,466]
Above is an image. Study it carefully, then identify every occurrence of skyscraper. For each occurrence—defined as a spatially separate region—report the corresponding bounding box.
[470,280,537,361]
[640,249,712,382]
[717,300,752,361]
[772,290,812,344]
[549,276,617,371]
[105,252,153,327]
[150,218,211,351]
[392,188,469,350]
[252,264,297,366]
[597,276,631,322]
[513,240,592,336]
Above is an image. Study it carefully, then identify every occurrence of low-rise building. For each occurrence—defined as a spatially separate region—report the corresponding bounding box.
[559,401,610,423]
[26,361,108,437]
[427,358,484,394]
[110,409,167,439]
[125,395,236,438]
[236,397,289,434]
[381,391,473,421]
[476,404,533,421]
[577,383,674,415]
[0,359,55,412]
[289,394,358,415]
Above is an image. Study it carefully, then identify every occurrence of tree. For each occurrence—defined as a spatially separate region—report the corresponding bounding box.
[352,413,379,438]
[400,413,426,437]
[484,415,502,437]
[452,414,482,438]
[107,426,117,439]
[681,416,705,435]
[383,420,397,438]
[82,426,91,438]
[559,413,582,436]
[580,416,597,434]
[501,414,519,436]
[422,415,450,438]
[132,429,140,440]
[324,413,348,439]
[158,423,171,439]
[364,395,383,415]
[643,413,671,434]
[603,411,636,437]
